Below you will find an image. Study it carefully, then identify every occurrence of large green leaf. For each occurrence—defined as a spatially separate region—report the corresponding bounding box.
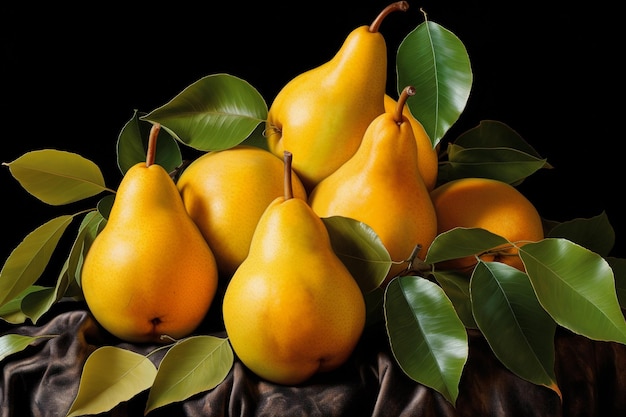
[0,215,74,307]
[437,120,549,185]
[396,18,472,148]
[3,150,109,205]
[425,227,509,265]
[606,257,626,308]
[520,239,626,344]
[471,262,559,394]
[322,216,391,293]
[145,336,233,414]
[546,212,615,257]
[141,73,267,151]
[117,110,182,175]
[385,275,468,405]
[66,346,158,417]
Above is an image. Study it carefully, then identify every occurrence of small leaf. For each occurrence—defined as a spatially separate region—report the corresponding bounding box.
[3,149,107,205]
[145,336,233,414]
[471,262,560,394]
[66,346,157,417]
[0,285,46,324]
[322,216,391,293]
[433,270,476,329]
[117,110,182,175]
[0,333,57,362]
[454,120,546,158]
[0,215,74,307]
[425,227,509,265]
[141,73,268,151]
[385,275,468,405]
[397,18,472,148]
[546,212,615,257]
[521,239,626,344]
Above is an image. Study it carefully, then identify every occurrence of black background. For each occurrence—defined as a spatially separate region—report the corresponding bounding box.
[2,1,624,270]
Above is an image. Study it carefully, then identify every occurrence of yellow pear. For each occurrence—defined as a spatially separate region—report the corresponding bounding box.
[429,177,545,274]
[81,124,219,344]
[177,145,307,279]
[222,151,366,385]
[383,94,439,191]
[265,1,409,192]
[309,86,438,287]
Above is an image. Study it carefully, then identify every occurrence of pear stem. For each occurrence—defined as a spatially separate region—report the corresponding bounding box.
[395,86,416,124]
[283,151,294,201]
[146,123,161,167]
[369,1,409,33]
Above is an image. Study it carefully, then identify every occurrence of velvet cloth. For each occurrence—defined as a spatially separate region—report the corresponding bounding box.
[1,300,625,417]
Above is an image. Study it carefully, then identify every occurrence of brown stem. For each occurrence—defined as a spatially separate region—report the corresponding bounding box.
[394,86,416,124]
[369,1,409,33]
[283,151,294,200]
[146,123,161,167]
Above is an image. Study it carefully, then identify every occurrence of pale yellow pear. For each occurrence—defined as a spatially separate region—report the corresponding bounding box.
[177,145,307,279]
[81,124,219,344]
[383,94,439,191]
[309,87,438,287]
[266,1,409,192]
[222,152,366,385]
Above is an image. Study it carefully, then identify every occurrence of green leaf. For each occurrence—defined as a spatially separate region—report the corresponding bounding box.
[322,216,391,293]
[471,262,559,394]
[385,275,468,405]
[3,149,107,205]
[0,215,74,307]
[520,239,626,344]
[437,121,549,185]
[425,227,509,265]
[546,212,615,257]
[396,18,472,148]
[141,73,268,151]
[117,110,182,175]
[433,270,477,329]
[0,333,57,362]
[606,257,626,308]
[21,211,101,322]
[364,286,385,327]
[0,285,46,324]
[96,194,115,220]
[66,346,157,417]
[145,336,233,414]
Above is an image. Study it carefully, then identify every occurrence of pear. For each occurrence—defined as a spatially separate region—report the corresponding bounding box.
[266,1,409,192]
[383,94,439,191]
[177,145,307,279]
[81,124,219,344]
[309,86,438,287]
[222,151,366,386]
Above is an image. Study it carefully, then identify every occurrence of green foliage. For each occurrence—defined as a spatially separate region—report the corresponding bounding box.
[141,73,268,152]
[384,276,468,406]
[396,16,472,148]
[322,216,391,293]
[0,6,624,413]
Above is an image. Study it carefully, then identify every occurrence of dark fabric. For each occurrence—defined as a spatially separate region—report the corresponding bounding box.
[1,301,625,417]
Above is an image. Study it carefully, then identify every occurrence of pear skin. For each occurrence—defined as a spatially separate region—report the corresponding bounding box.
[177,145,307,279]
[81,124,219,344]
[266,2,409,192]
[309,87,438,286]
[222,151,366,385]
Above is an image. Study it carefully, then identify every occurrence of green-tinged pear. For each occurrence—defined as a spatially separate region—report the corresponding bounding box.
[81,124,219,344]
[309,86,438,287]
[222,151,366,385]
[266,1,409,192]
